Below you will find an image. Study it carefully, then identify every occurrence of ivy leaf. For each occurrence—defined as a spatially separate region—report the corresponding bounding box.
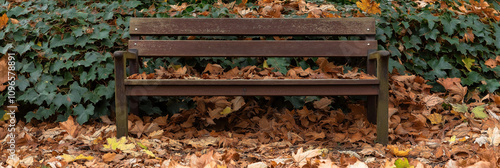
[14,42,33,55]
[0,43,13,54]
[37,106,53,120]
[462,57,475,72]
[73,104,95,125]
[471,105,487,119]
[267,57,289,75]
[462,71,483,86]
[441,17,460,35]
[54,93,72,108]
[17,75,30,91]
[69,82,88,103]
[480,79,500,93]
[50,35,76,48]
[123,1,142,8]
[285,96,305,109]
[426,57,452,78]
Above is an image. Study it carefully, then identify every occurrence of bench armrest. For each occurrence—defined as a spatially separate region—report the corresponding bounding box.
[368,50,390,60]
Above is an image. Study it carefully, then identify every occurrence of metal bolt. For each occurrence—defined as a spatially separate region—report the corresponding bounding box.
[367,43,371,46]
[367,28,370,31]
[134,28,137,31]
[134,43,137,46]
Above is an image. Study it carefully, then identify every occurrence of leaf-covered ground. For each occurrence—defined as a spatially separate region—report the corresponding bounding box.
[1,72,500,168]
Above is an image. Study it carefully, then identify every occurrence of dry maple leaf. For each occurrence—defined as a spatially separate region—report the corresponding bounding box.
[0,54,9,91]
[0,13,8,30]
[356,0,381,14]
[130,120,146,138]
[387,145,411,157]
[437,78,467,103]
[292,148,322,167]
[59,116,80,138]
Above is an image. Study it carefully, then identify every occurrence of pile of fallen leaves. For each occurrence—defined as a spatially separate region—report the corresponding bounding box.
[2,72,500,167]
[128,58,375,80]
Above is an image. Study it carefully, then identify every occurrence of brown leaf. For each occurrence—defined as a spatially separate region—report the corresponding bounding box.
[484,56,499,68]
[313,97,331,111]
[152,116,168,126]
[102,153,116,163]
[0,13,8,30]
[59,116,80,138]
[0,54,8,91]
[203,63,224,75]
[463,28,475,42]
[437,78,467,103]
[231,96,245,111]
[130,120,146,138]
[305,131,325,140]
[427,113,444,125]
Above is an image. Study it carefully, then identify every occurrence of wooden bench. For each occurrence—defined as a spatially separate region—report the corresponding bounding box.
[114,18,390,144]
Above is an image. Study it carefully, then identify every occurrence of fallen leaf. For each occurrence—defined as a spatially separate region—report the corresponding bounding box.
[103,137,136,153]
[0,13,8,30]
[0,54,8,91]
[387,145,411,157]
[59,116,80,138]
[247,162,268,168]
[313,97,332,111]
[347,160,369,168]
[437,78,467,103]
[471,104,488,119]
[102,153,116,162]
[356,0,381,14]
[488,127,500,146]
[427,113,444,125]
[61,154,94,163]
[231,96,245,111]
[292,148,322,167]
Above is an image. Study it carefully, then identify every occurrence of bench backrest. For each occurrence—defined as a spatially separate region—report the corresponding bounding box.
[127,18,377,58]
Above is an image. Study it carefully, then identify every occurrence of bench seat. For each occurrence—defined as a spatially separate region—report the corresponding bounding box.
[124,79,380,96]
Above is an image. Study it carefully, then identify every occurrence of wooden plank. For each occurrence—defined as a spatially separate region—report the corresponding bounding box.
[129,18,376,36]
[129,40,377,57]
[124,79,379,85]
[376,54,389,145]
[125,85,379,96]
[113,51,128,138]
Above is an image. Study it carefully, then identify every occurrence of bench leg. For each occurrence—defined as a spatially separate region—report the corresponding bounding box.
[114,52,128,138]
[366,95,377,124]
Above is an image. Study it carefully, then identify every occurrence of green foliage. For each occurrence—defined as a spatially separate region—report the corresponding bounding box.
[375,1,500,93]
[1,0,499,124]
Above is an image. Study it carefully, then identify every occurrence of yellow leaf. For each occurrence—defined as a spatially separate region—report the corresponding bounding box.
[427,113,443,125]
[61,154,94,163]
[142,149,156,158]
[220,106,232,115]
[449,135,456,144]
[356,0,381,14]
[0,13,8,30]
[263,60,269,68]
[387,145,411,157]
[103,137,136,153]
[1,112,10,121]
[36,41,42,47]
[217,165,227,168]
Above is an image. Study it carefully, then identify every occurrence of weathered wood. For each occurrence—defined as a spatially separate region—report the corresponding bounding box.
[113,51,128,138]
[125,85,379,96]
[129,18,376,36]
[366,49,377,124]
[376,53,389,145]
[129,40,377,57]
[126,49,140,116]
[124,79,379,86]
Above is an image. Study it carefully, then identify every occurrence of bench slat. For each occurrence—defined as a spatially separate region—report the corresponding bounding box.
[129,18,375,36]
[124,79,379,85]
[129,40,377,57]
[125,85,379,96]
